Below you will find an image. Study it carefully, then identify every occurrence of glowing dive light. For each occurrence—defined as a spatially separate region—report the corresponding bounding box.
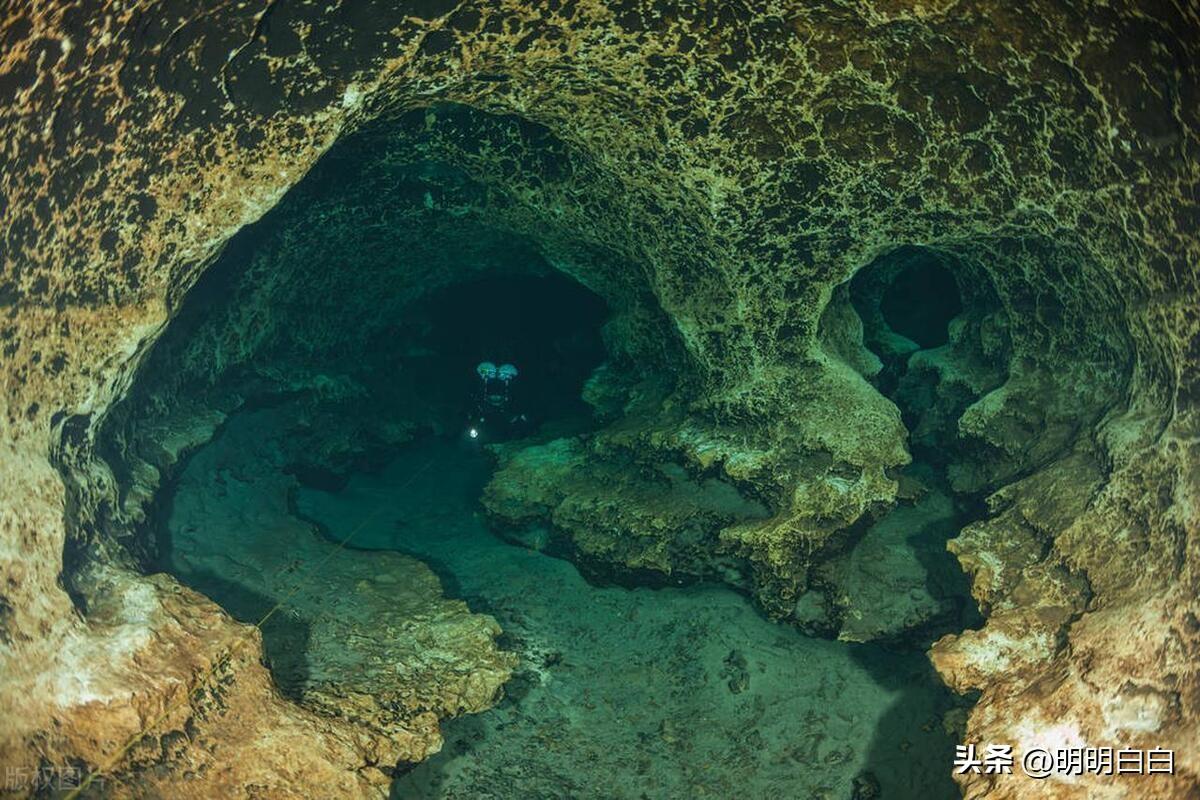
[469,428,480,439]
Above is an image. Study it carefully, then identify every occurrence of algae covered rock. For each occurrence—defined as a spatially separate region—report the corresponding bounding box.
[1,0,1197,797]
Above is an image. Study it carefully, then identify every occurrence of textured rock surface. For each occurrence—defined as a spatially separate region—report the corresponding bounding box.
[14,564,445,798]
[299,438,968,799]
[815,476,974,643]
[164,405,514,731]
[2,0,1197,797]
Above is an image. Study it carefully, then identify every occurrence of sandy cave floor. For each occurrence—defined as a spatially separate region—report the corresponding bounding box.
[164,412,967,799]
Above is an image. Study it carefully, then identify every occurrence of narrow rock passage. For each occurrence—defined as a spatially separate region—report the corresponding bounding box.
[292,438,966,799]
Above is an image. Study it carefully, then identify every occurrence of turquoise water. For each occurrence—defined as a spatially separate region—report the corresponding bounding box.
[288,437,963,799]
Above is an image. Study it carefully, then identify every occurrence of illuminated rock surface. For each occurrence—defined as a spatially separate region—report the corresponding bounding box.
[1,1,1197,798]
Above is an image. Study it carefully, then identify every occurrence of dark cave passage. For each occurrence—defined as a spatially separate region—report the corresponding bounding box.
[877,250,962,350]
[849,245,1009,458]
[817,245,999,647]
[81,113,985,800]
[848,246,989,399]
[11,2,1194,798]
[389,271,611,441]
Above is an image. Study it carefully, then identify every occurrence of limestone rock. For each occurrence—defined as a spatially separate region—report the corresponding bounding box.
[2,0,1197,796]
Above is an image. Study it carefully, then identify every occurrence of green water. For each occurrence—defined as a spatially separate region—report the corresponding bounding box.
[289,437,963,799]
[160,404,965,799]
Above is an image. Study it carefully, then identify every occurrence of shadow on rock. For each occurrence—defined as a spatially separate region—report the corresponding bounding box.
[847,642,968,799]
[180,568,312,701]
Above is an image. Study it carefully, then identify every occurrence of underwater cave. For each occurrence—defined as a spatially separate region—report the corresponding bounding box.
[90,109,982,798]
[871,247,963,352]
[3,3,1198,800]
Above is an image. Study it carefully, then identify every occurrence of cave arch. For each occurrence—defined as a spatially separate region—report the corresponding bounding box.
[55,105,680,768]
[79,103,684,570]
[848,245,1002,372]
[4,3,1194,798]
[877,249,963,349]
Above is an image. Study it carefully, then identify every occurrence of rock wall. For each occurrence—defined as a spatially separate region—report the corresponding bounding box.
[2,1,1197,797]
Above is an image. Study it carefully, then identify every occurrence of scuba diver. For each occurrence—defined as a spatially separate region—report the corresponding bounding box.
[466,361,529,441]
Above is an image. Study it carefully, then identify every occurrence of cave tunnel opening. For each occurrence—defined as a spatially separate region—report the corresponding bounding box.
[388,270,611,443]
[74,104,638,665]
[828,245,997,647]
[850,246,970,379]
[878,250,963,350]
[73,110,978,799]
[848,244,1005,423]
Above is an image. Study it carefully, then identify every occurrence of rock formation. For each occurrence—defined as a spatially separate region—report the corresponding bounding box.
[1,1,1197,797]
